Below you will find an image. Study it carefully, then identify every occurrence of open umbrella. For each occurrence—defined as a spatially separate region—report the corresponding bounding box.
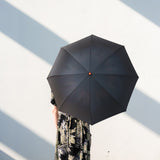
[47,34,139,125]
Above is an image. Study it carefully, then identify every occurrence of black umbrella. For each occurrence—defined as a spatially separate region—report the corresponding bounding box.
[47,34,139,125]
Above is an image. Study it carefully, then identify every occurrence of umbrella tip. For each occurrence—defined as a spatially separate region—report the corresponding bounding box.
[88,72,92,76]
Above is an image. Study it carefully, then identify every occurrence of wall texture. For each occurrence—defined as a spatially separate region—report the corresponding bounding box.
[0,0,160,159]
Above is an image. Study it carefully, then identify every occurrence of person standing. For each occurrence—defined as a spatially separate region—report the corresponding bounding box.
[50,91,92,160]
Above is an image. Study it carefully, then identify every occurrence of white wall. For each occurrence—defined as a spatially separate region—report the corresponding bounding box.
[0,0,160,159]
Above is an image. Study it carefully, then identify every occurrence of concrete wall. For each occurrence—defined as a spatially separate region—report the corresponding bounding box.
[0,0,160,159]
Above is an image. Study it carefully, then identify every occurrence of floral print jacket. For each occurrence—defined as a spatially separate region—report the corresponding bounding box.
[50,91,91,160]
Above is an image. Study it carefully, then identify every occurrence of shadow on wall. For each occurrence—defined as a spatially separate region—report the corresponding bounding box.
[0,1,65,159]
[0,150,15,160]
[0,0,67,65]
[127,89,160,135]
[0,0,160,159]
[0,111,55,160]
[120,0,160,27]
[120,0,160,134]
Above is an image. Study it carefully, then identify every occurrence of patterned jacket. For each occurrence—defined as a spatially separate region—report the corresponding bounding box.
[50,91,91,160]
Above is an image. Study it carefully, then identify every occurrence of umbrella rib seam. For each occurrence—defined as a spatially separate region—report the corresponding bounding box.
[94,77,123,109]
[58,75,88,111]
[95,74,137,77]
[89,35,93,124]
[94,45,124,72]
[61,47,88,72]
[47,73,87,79]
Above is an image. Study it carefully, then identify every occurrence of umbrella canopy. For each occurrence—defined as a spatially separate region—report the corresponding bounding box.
[47,34,139,125]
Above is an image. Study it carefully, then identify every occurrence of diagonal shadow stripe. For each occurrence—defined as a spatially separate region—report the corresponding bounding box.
[0,150,15,160]
[0,3,159,159]
[126,89,160,135]
[0,111,55,160]
[0,0,67,64]
[120,0,160,27]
